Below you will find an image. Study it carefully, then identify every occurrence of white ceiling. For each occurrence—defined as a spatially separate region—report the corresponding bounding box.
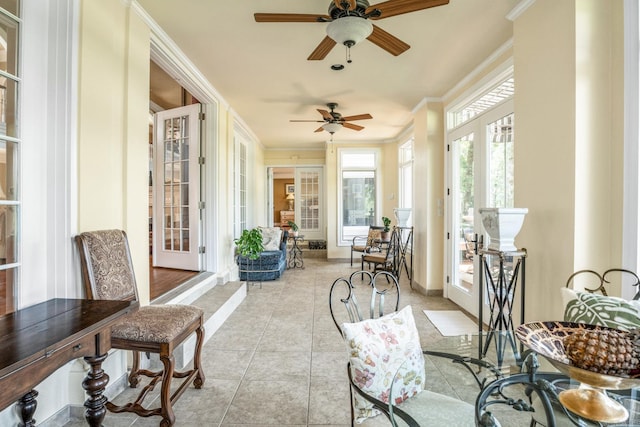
[138,0,516,150]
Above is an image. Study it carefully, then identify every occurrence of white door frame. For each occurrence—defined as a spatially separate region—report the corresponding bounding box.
[445,100,514,319]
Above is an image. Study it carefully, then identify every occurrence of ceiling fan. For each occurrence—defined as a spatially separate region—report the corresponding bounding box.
[290,103,372,134]
[254,0,449,61]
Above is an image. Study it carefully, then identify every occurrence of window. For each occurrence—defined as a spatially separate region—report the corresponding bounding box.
[339,150,378,245]
[399,139,413,225]
[233,135,247,237]
[0,2,19,316]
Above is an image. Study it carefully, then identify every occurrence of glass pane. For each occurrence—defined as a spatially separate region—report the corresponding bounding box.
[181,183,189,205]
[454,133,475,293]
[342,152,375,168]
[0,139,17,200]
[0,77,17,138]
[0,1,18,17]
[163,207,172,228]
[163,228,171,250]
[181,159,188,182]
[0,204,16,265]
[342,170,375,241]
[181,230,190,251]
[181,139,189,160]
[0,14,18,77]
[488,113,514,208]
[182,207,189,228]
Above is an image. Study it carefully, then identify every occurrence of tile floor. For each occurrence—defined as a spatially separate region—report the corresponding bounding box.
[64,258,525,426]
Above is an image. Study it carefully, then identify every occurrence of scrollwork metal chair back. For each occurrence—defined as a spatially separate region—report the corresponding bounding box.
[329,270,400,337]
[566,268,640,299]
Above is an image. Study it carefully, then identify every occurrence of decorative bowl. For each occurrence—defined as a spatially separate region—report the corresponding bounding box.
[516,321,640,423]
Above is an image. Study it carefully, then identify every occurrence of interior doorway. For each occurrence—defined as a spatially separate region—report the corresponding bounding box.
[148,60,201,299]
[269,166,324,241]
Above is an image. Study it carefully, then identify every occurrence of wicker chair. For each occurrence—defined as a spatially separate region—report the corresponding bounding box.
[75,229,205,427]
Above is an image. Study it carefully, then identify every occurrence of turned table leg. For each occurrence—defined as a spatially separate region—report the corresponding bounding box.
[83,353,109,427]
[16,389,38,427]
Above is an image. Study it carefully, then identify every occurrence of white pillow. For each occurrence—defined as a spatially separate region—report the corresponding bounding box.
[561,287,640,331]
[341,305,425,423]
[259,227,282,251]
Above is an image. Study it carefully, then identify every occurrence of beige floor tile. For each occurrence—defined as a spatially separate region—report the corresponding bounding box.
[222,380,309,425]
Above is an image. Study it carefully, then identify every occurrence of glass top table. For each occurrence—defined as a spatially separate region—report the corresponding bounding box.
[379,332,640,427]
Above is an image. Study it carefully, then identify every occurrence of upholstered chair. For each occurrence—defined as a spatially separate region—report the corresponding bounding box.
[75,229,205,427]
[350,225,385,266]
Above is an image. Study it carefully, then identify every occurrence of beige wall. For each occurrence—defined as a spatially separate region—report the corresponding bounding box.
[77,0,151,302]
[413,101,445,294]
[514,0,624,321]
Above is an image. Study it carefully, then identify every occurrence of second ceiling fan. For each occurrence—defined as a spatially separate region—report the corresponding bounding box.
[291,103,372,133]
[254,0,449,60]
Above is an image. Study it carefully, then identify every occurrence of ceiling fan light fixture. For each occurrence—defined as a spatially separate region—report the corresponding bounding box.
[326,16,372,46]
[322,122,343,134]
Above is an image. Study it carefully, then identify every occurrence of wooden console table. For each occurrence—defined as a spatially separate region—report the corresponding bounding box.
[0,298,138,426]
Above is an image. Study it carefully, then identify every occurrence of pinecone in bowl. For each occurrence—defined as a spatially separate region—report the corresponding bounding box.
[563,328,640,376]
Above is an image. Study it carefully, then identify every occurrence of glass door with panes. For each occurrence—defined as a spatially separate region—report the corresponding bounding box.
[153,104,202,270]
[294,167,323,240]
[446,100,514,319]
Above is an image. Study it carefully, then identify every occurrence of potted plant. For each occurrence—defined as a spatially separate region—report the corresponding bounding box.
[381,216,391,240]
[234,227,264,261]
[288,221,299,237]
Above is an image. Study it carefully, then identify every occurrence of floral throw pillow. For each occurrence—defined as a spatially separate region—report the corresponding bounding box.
[341,305,425,423]
[259,227,282,251]
[561,287,640,331]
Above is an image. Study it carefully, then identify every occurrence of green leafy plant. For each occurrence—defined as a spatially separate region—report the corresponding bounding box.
[234,228,264,260]
[382,216,391,232]
[287,221,299,231]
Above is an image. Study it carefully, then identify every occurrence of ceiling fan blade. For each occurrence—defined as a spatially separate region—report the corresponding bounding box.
[308,36,337,60]
[254,13,330,23]
[314,126,325,133]
[334,0,357,10]
[341,113,373,121]
[367,0,449,20]
[343,122,365,131]
[367,24,410,56]
[290,120,325,122]
[317,109,333,121]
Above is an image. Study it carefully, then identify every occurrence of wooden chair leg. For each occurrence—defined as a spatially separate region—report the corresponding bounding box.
[193,325,205,388]
[128,350,141,388]
[159,353,176,427]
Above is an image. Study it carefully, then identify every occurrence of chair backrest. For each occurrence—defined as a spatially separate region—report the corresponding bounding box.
[566,268,640,299]
[366,225,384,246]
[75,229,139,302]
[329,270,400,337]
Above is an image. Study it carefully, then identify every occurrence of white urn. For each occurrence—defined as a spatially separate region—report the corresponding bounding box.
[479,208,528,252]
[394,208,411,227]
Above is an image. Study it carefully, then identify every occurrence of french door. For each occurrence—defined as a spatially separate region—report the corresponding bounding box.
[152,104,202,270]
[294,167,323,240]
[446,101,514,319]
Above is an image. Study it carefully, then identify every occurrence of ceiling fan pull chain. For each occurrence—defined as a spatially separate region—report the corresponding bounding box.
[346,46,352,64]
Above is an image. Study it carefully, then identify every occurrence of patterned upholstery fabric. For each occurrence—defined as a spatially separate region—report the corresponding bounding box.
[112,304,204,343]
[81,229,137,300]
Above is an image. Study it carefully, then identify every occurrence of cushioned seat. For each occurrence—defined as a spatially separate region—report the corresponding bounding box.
[111,305,203,343]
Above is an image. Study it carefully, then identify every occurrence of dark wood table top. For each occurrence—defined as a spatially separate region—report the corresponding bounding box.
[0,299,137,403]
